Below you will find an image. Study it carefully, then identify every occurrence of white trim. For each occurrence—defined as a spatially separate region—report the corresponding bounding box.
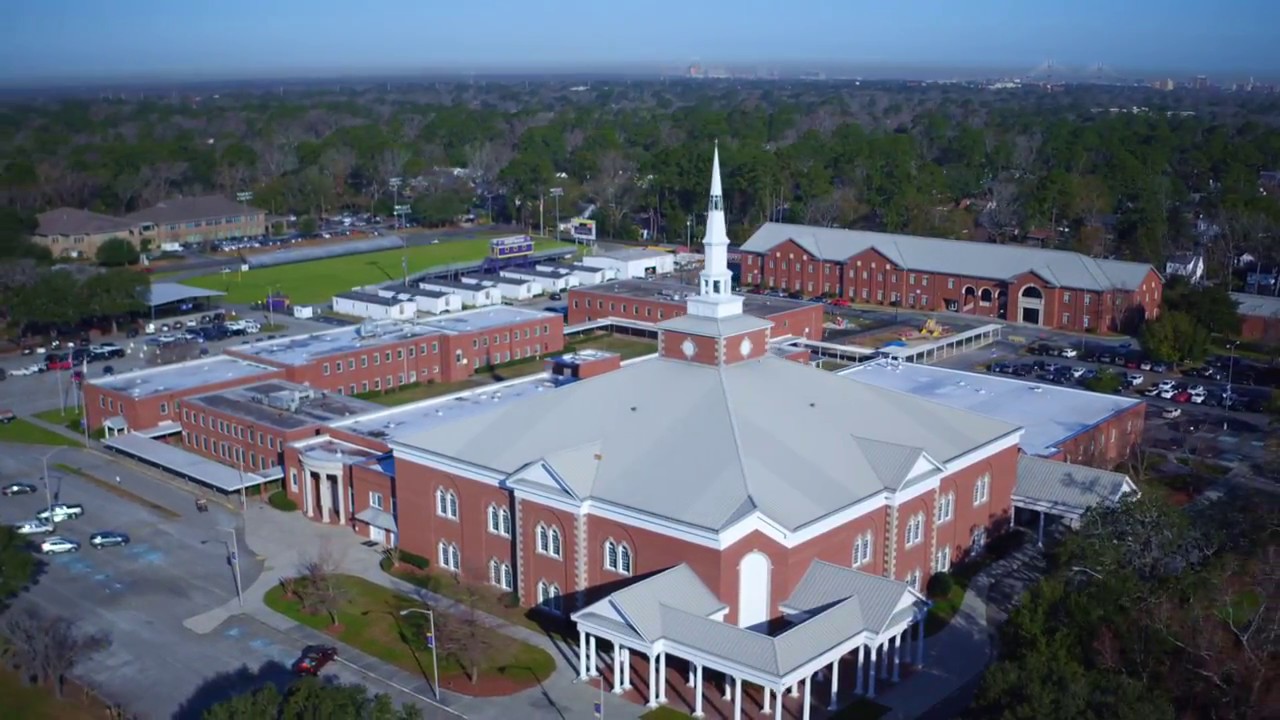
[389,443,506,485]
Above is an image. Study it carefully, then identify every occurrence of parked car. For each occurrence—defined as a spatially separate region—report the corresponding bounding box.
[1069,366,1087,379]
[89,531,130,549]
[1173,391,1192,403]
[1,482,38,496]
[0,410,15,424]
[292,645,338,676]
[12,520,55,535]
[1125,373,1145,386]
[1151,362,1169,373]
[35,503,85,522]
[1162,407,1183,419]
[39,536,81,554]
[1058,347,1079,359]
[1157,379,1177,392]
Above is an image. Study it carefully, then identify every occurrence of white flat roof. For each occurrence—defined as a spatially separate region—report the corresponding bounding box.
[333,373,566,444]
[230,320,445,366]
[90,355,276,398]
[103,432,268,491]
[839,360,1141,457]
[418,306,557,334]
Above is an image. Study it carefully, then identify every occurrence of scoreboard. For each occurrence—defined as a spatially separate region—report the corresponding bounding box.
[490,235,535,258]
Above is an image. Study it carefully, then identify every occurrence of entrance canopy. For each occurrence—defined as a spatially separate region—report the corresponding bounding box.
[1013,455,1137,520]
[103,432,271,492]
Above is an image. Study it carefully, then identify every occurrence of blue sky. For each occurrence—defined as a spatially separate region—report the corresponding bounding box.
[3,0,1277,82]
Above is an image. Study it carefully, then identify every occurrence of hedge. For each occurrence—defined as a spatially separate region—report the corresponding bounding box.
[268,490,298,511]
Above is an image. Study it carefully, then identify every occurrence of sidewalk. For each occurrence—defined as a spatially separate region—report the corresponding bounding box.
[186,505,645,720]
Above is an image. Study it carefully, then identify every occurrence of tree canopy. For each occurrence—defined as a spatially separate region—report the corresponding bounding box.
[201,679,422,720]
[94,237,140,267]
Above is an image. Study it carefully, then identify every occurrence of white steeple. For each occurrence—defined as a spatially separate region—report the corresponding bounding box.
[687,141,744,319]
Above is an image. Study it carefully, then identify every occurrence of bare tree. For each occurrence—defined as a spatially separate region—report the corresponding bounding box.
[987,177,1023,237]
[39,615,111,698]
[432,585,513,685]
[590,150,637,234]
[1,607,44,684]
[466,141,512,183]
[296,545,347,627]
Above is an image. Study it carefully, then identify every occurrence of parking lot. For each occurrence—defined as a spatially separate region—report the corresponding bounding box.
[0,446,437,718]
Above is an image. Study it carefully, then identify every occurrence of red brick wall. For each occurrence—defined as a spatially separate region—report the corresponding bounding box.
[584,515,723,608]
[84,367,281,433]
[517,500,577,603]
[1053,402,1146,470]
[570,288,818,340]
[717,531,789,626]
[178,401,293,472]
[1240,312,1280,342]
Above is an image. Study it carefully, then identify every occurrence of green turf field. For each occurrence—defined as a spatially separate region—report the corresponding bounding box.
[173,236,573,305]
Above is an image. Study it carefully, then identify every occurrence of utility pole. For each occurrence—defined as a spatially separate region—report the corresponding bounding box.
[389,178,410,286]
[399,609,441,700]
[224,526,244,606]
[236,190,254,239]
[550,187,564,242]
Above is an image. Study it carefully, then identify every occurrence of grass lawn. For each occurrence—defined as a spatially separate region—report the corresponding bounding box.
[364,332,658,407]
[924,580,967,637]
[0,664,115,720]
[53,462,180,519]
[31,407,105,440]
[263,574,555,693]
[382,559,552,633]
[0,418,81,447]
[175,235,572,305]
[640,708,696,719]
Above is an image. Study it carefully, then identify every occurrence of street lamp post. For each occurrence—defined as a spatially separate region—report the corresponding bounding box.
[399,608,441,700]
[686,216,692,248]
[40,447,66,515]
[1224,341,1239,430]
[223,527,244,607]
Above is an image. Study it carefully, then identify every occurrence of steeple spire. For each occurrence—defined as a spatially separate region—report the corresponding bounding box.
[686,141,743,320]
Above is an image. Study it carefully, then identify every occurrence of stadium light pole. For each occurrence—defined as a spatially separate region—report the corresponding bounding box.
[388,178,403,230]
[551,187,563,242]
[236,190,254,240]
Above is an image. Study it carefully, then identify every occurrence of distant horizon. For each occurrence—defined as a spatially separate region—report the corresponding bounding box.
[3,60,1277,92]
[4,0,1277,89]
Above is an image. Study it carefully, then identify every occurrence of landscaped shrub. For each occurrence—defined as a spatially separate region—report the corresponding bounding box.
[926,571,955,599]
[268,490,298,511]
[986,528,1027,559]
[499,591,520,609]
[398,549,431,571]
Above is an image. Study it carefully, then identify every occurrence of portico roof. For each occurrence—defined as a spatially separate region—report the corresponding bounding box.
[573,561,924,681]
[1013,455,1137,519]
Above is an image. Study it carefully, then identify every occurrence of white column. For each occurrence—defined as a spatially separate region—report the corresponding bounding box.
[612,645,623,694]
[687,663,695,687]
[802,675,813,720]
[1038,510,1046,546]
[916,618,926,666]
[657,652,667,704]
[789,682,799,697]
[303,472,314,516]
[588,635,599,677]
[828,657,840,710]
[896,630,906,681]
[774,687,784,717]
[854,646,864,695]
[733,676,742,720]
[867,646,878,698]
[723,672,733,700]
[763,687,773,714]
[646,653,658,708]
[623,649,633,688]
[693,663,704,718]
[318,477,332,522]
[878,641,889,679]
[335,477,346,526]
[899,628,909,665]
[577,630,588,680]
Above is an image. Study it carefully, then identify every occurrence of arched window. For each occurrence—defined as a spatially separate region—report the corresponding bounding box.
[489,559,513,590]
[853,531,874,567]
[935,492,954,523]
[488,504,510,537]
[904,513,924,547]
[603,540,618,571]
[973,473,990,505]
[502,563,514,591]
[537,580,561,612]
[979,288,994,305]
[536,524,550,554]
[618,544,632,575]
[436,488,458,519]
[549,527,562,559]
[438,541,460,571]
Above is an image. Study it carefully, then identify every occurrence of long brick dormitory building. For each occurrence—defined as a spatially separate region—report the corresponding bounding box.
[737,224,1164,333]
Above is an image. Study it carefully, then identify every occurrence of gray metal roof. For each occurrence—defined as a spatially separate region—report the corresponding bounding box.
[657,313,773,337]
[574,562,921,680]
[741,222,1157,292]
[126,194,261,224]
[353,507,398,532]
[36,207,136,237]
[334,290,409,307]
[103,432,270,492]
[1013,455,1137,518]
[147,282,226,307]
[397,355,1018,531]
[1232,291,1280,318]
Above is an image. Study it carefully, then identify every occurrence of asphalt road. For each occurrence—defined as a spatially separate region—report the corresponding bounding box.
[0,446,432,719]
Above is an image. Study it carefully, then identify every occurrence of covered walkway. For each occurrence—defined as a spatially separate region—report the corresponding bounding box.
[571,562,927,719]
[103,431,274,495]
[1013,454,1138,544]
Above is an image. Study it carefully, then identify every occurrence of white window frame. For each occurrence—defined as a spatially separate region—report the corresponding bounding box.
[904,513,924,547]
[436,488,458,519]
[935,492,954,524]
[487,504,511,537]
[369,491,384,510]
[852,531,874,567]
[489,559,513,590]
[437,541,460,572]
[603,539,630,574]
[973,473,990,506]
[934,547,952,573]
[906,568,922,591]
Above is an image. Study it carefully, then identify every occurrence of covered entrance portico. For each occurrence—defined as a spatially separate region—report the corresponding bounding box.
[571,562,927,719]
[1014,455,1138,545]
[294,438,380,525]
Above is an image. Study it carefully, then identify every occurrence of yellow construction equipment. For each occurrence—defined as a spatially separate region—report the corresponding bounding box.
[920,318,945,338]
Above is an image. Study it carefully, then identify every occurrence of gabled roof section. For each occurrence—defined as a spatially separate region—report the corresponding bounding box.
[573,562,924,680]
[741,223,1157,293]
[1014,455,1138,519]
[397,355,1018,533]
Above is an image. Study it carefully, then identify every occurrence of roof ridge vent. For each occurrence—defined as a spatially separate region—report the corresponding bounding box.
[1031,386,1044,392]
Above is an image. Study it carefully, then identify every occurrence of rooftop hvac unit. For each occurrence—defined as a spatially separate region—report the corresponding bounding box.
[265,391,301,412]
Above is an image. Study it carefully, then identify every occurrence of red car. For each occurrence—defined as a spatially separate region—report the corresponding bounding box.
[292,645,338,676]
[1172,391,1192,403]
[45,354,73,371]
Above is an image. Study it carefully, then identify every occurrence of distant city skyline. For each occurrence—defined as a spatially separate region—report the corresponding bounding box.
[3,0,1278,85]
